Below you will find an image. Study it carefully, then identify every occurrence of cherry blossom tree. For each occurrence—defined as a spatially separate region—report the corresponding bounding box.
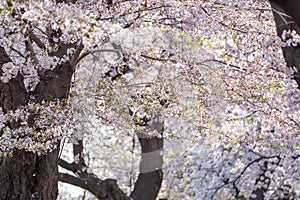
[161,1,300,199]
[0,0,300,200]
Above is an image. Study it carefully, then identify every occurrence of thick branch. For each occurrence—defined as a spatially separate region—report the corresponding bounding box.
[212,154,280,199]
[70,41,84,69]
[0,46,28,112]
[29,32,46,50]
[58,172,85,187]
[72,140,90,178]
[58,159,80,174]
[73,140,84,156]
[58,173,129,200]
[59,140,93,178]
[25,38,39,65]
[59,148,129,199]
[59,112,164,200]
[59,140,128,199]
[0,46,12,66]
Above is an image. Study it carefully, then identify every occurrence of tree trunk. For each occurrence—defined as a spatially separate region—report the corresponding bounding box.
[269,0,300,89]
[131,116,164,200]
[130,135,164,200]
[0,149,59,200]
[0,41,75,199]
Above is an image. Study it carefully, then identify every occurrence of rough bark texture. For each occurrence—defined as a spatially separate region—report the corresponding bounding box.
[0,47,28,112]
[0,149,59,200]
[32,62,74,102]
[0,40,75,199]
[269,0,300,89]
[269,0,300,28]
[0,0,80,197]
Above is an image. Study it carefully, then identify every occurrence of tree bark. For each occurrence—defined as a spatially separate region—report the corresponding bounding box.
[130,135,164,200]
[58,132,164,200]
[130,116,164,200]
[0,149,59,200]
[58,141,130,200]
[0,40,75,199]
[268,0,300,28]
[269,0,300,89]
[58,115,165,200]
[0,0,79,196]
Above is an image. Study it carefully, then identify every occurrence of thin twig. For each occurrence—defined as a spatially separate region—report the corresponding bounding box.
[76,49,122,65]
[25,37,39,65]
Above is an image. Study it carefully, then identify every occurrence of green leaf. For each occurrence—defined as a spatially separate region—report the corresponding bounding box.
[32,134,37,140]
[4,4,12,12]
[3,126,8,131]
[13,141,18,147]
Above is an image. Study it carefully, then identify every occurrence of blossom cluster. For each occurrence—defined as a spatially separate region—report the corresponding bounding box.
[281,29,300,47]
[1,0,300,199]
[0,100,76,156]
